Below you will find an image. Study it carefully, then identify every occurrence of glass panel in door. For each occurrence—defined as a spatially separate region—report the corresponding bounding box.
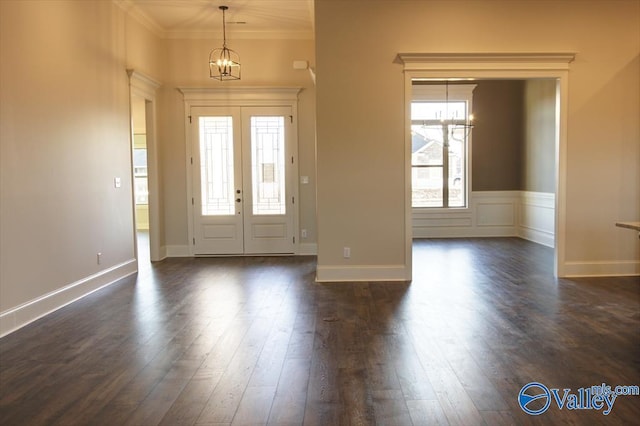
[250,116,286,215]
[199,116,235,215]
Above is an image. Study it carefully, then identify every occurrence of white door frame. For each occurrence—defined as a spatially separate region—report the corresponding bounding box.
[398,53,575,279]
[180,87,302,256]
[127,69,162,262]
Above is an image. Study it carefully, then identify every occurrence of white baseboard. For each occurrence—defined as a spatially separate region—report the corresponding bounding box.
[414,227,516,238]
[563,260,640,277]
[155,244,168,261]
[0,259,137,338]
[519,226,554,248]
[316,264,409,282]
[164,244,319,257]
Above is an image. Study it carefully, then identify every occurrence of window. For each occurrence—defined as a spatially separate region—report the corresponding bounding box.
[411,84,475,208]
[199,116,235,216]
[250,116,286,215]
[133,147,148,205]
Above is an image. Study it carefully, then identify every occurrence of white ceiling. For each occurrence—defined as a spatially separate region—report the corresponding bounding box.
[115,0,315,39]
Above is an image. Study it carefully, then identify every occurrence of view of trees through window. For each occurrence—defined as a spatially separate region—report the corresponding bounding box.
[411,90,472,208]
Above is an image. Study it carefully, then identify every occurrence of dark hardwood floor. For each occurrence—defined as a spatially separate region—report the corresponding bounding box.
[1,238,638,425]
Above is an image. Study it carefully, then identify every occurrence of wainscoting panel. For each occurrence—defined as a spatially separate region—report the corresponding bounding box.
[413,191,520,238]
[476,201,516,227]
[412,191,556,246]
[518,191,555,247]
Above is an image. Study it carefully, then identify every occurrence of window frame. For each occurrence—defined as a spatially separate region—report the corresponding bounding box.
[411,83,476,210]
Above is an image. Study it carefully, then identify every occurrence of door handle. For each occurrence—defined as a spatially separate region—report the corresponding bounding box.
[236,189,241,194]
[236,198,241,202]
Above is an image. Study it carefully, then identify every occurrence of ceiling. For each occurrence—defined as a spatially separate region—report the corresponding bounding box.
[115,0,315,39]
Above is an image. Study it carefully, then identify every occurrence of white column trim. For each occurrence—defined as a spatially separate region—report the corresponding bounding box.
[127,69,163,262]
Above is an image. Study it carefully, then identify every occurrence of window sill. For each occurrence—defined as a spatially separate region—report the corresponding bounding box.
[412,207,470,213]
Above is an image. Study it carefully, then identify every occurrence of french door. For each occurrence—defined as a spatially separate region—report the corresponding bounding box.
[191,106,295,255]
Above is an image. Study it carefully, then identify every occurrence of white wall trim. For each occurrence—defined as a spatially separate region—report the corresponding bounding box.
[164,244,315,257]
[400,51,575,278]
[179,87,303,258]
[158,245,168,261]
[0,260,137,338]
[398,53,576,72]
[179,87,302,103]
[316,265,408,283]
[127,69,162,262]
[563,261,640,277]
[518,191,555,247]
[165,245,192,257]
[114,1,314,40]
[413,191,520,238]
[413,191,558,245]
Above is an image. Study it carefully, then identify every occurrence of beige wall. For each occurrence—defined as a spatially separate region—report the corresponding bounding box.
[315,0,639,276]
[0,1,162,317]
[0,0,131,311]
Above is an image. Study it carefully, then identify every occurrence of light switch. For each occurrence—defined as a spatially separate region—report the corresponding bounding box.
[300,176,309,184]
[114,177,121,188]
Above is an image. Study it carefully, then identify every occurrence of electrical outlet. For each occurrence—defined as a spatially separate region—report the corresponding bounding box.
[97,252,102,265]
[301,229,307,238]
[343,247,351,258]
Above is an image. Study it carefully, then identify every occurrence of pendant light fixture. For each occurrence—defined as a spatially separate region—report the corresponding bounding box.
[209,5,240,81]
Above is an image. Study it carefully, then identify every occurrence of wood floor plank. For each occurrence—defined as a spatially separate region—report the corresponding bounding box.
[158,373,224,426]
[371,389,413,426]
[1,238,638,426]
[267,358,311,425]
[196,314,275,424]
[406,399,449,425]
[231,385,276,425]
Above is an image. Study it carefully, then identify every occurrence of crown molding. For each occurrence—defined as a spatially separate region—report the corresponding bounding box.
[113,0,165,38]
[398,52,576,71]
[178,86,302,102]
[113,0,314,40]
[127,69,161,89]
[164,30,314,41]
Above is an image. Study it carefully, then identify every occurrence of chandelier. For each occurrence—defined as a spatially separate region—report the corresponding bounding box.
[209,5,240,81]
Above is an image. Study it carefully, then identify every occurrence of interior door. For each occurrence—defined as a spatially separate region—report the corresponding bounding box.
[191,106,295,255]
